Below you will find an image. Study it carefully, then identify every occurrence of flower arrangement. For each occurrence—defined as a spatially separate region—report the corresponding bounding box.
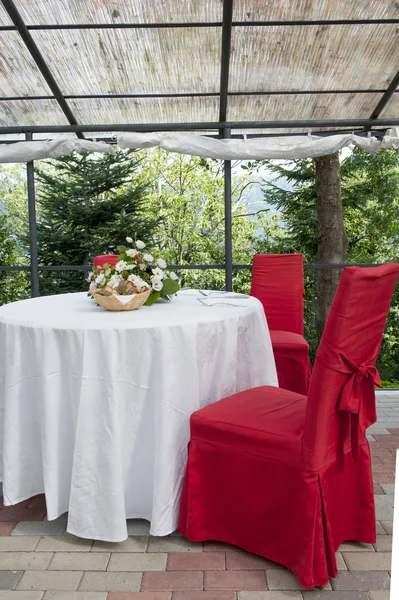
[88,238,180,307]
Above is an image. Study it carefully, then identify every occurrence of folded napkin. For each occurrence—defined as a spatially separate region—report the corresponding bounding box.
[114,294,135,305]
[198,297,248,308]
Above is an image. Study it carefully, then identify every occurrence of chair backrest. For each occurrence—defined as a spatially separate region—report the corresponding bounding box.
[250,254,305,334]
[303,264,399,471]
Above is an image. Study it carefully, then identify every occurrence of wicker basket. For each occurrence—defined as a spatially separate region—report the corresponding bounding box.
[92,288,151,311]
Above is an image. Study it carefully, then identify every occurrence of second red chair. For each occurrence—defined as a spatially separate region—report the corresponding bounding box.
[250,253,311,394]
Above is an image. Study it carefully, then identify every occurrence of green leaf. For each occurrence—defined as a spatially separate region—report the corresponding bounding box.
[117,245,127,253]
[144,290,161,306]
[161,278,180,295]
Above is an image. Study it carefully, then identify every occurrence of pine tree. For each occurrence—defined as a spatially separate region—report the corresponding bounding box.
[35,149,158,295]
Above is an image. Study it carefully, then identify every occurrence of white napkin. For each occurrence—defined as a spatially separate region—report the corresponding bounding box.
[198,297,248,308]
[114,294,135,305]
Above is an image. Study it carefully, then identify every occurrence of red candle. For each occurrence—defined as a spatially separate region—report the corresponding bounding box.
[93,254,118,271]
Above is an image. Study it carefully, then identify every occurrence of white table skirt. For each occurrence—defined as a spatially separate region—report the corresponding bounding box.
[0,291,277,541]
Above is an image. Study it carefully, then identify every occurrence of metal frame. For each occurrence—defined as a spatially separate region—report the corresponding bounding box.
[0,0,398,294]
[1,18,399,31]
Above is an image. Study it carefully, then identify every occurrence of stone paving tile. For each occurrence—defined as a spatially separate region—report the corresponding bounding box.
[48,552,110,571]
[173,593,236,600]
[302,593,368,600]
[330,571,391,590]
[167,552,225,571]
[0,536,40,551]
[35,536,92,552]
[367,592,390,600]
[0,521,17,535]
[17,571,83,592]
[43,594,107,600]
[27,497,47,511]
[368,428,390,435]
[339,542,374,552]
[376,522,387,535]
[0,506,46,523]
[79,572,142,592]
[266,570,331,591]
[108,553,167,572]
[148,538,202,553]
[0,593,44,600]
[12,520,66,536]
[374,496,394,521]
[380,484,395,495]
[335,553,347,570]
[43,592,108,600]
[380,521,393,534]
[226,551,280,570]
[238,593,303,600]
[373,535,392,551]
[92,538,148,553]
[204,571,267,591]
[0,552,53,571]
[203,543,240,553]
[108,594,171,600]
[142,572,203,591]
[127,521,151,536]
[343,552,392,570]
[0,570,24,589]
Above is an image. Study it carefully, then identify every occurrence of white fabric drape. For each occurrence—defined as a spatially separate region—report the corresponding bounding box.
[0,139,112,163]
[1,128,398,163]
[117,127,399,160]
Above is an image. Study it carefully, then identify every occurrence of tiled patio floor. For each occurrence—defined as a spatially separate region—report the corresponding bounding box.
[0,391,397,600]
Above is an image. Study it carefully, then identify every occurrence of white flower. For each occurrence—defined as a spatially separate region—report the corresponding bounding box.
[135,240,146,249]
[152,267,164,279]
[143,253,154,263]
[138,263,146,271]
[115,260,128,273]
[151,277,163,291]
[126,237,133,243]
[109,274,122,288]
[126,248,138,258]
[105,269,111,276]
[157,258,167,269]
[95,273,105,285]
[89,281,97,290]
[126,263,136,270]
[169,271,178,281]
[86,271,94,282]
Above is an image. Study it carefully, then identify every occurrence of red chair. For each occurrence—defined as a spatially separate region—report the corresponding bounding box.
[179,264,399,589]
[93,254,118,270]
[250,254,311,395]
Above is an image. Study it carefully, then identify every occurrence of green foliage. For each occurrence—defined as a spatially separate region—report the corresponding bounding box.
[0,212,30,305]
[35,150,158,295]
[0,164,30,305]
[139,149,277,291]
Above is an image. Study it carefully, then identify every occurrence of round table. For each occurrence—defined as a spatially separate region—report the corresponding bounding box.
[0,291,278,541]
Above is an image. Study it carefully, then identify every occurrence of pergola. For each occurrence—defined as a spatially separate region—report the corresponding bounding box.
[1,0,399,295]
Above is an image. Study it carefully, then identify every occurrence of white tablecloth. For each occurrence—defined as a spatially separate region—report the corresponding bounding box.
[0,291,277,541]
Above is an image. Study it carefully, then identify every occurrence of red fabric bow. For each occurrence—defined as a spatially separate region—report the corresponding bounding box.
[317,340,381,459]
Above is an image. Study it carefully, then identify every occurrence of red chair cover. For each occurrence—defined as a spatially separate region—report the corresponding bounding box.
[93,254,118,270]
[179,264,399,589]
[250,254,311,394]
[250,253,305,334]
